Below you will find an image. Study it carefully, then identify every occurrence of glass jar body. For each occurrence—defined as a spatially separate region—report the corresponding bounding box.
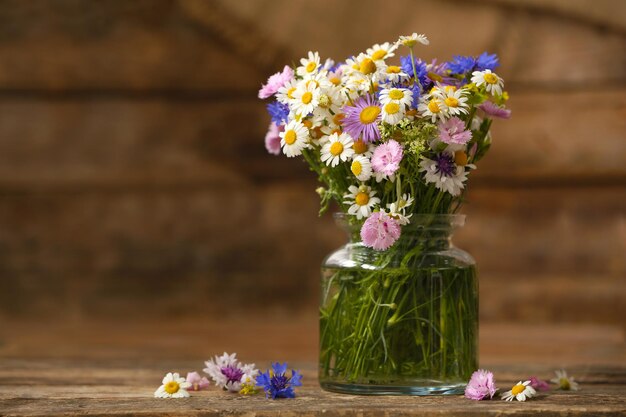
[319,215,478,395]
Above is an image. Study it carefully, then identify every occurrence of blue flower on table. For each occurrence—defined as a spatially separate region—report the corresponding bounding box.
[256,362,303,399]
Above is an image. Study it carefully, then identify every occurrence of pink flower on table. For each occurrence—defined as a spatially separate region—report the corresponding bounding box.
[186,371,210,391]
[529,376,550,391]
[465,369,497,400]
[360,211,401,251]
[265,122,283,155]
[478,101,511,119]
[258,65,294,99]
[438,117,472,145]
[371,140,403,176]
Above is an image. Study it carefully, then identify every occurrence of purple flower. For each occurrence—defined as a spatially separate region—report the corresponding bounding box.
[371,140,403,176]
[266,101,290,125]
[400,56,429,87]
[447,55,476,75]
[465,369,497,400]
[256,362,302,399]
[438,117,472,145]
[342,94,381,143]
[258,65,294,99]
[478,101,511,119]
[529,376,551,391]
[476,52,499,71]
[264,122,282,155]
[360,211,402,251]
[186,371,210,391]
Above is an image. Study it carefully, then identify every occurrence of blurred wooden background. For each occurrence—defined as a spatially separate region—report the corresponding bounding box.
[0,0,624,333]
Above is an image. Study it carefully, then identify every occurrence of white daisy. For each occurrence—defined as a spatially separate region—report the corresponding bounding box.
[397,33,429,47]
[321,132,355,167]
[296,51,321,77]
[501,381,536,402]
[203,352,258,393]
[154,372,191,398]
[275,78,298,105]
[291,80,320,116]
[379,88,413,108]
[280,120,309,157]
[366,42,398,62]
[471,69,504,96]
[418,95,446,122]
[381,101,405,125]
[433,86,470,117]
[419,154,470,196]
[352,138,374,158]
[383,65,410,83]
[343,185,380,219]
[386,193,414,225]
[350,155,373,181]
[551,370,579,391]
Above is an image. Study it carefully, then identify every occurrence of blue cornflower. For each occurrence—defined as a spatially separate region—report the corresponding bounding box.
[400,56,429,88]
[446,55,476,75]
[256,362,303,399]
[475,52,499,71]
[409,83,421,108]
[266,101,289,125]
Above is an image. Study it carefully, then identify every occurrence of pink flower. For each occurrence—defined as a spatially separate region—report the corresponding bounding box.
[479,101,511,119]
[265,122,283,155]
[465,369,497,400]
[529,376,550,391]
[438,117,472,145]
[258,65,294,99]
[371,140,403,176]
[360,211,401,251]
[186,371,210,391]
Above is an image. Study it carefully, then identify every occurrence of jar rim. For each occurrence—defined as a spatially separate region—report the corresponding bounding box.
[333,212,466,229]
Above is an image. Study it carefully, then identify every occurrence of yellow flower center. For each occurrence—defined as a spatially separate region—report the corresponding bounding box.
[353,139,368,154]
[445,97,459,107]
[484,73,498,84]
[511,384,526,396]
[384,102,400,115]
[302,119,313,129]
[301,92,313,104]
[371,49,386,61]
[559,378,571,390]
[444,85,457,93]
[164,381,180,394]
[287,87,296,99]
[359,106,380,124]
[389,89,404,100]
[359,58,377,75]
[386,66,401,74]
[428,99,441,113]
[401,39,417,47]
[333,113,345,126]
[319,94,330,107]
[351,160,362,176]
[330,141,344,156]
[355,192,369,206]
[284,130,297,145]
[454,151,468,166]
[305,61,316,73]
[430,86,439,94]
[329,76,341,86]
[406,109,418,117]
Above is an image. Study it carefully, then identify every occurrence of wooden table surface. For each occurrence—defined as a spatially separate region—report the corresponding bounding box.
[1,315,625,416]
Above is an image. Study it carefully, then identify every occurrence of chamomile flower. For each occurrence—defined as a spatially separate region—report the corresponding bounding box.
[501,381,536,402]
[291,80,320,116]
[379,88,413,108]
[383,65,410,83]
[350,155,373,181]
[321,132,355,167]
[366,42,398,62]
[551,370,579,391]
[381,101,405,124]
[296,51,321,77]
[387,193,414,225]
[420,153,470,196]
[418,95,446,122]
[471,69,504,96]
[397,33,429,47]
[203,352,259,393]
[434,86,470,117]
[276,78,298,105]
[280,120,309,157]
[344,185,380,219]
[352,138,374,158]
[154,372,192,398]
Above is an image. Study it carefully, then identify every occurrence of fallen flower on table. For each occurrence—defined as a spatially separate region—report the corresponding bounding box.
[256,362,303,399]
[529,376,551,391]
[154,372,192,398]
[551,369,579,391]
[464,369,497,400]
[186,371,210,391]
[501,380,536,402]
[204,352,259,393]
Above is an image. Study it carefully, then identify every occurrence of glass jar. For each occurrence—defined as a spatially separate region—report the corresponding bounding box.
[319,213,478,395]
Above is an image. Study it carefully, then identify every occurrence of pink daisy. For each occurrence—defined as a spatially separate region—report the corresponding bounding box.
[342,94,382,143]
[371,140,403,176]
[360,211,401,251]
[438,117,472,145]
[264,122,282,155]
[478,101,511,119]
[258,65,294,99]
[465,369,497,400]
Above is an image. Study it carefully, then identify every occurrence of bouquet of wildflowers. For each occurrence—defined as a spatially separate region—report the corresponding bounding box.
[260,33,510,248]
